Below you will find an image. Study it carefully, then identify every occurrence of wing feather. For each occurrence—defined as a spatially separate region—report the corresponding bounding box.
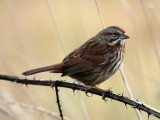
[61,38,108,76]
[62,55,105,76]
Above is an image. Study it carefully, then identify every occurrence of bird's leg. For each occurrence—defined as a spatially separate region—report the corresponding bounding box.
[94,86,112,100]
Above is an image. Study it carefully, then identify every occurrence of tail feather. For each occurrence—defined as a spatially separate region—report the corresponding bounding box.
[22,63,63,76]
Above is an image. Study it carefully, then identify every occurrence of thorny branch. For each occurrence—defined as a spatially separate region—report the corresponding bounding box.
[54,83,64,120]
[0,74,160,119]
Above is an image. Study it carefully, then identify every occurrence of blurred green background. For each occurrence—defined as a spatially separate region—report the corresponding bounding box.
[0,0,160,120]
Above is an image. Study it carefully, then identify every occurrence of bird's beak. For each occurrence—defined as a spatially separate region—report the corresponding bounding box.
[121,33,130,39]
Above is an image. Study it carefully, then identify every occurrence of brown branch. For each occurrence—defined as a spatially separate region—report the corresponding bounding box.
[0,74,160,119]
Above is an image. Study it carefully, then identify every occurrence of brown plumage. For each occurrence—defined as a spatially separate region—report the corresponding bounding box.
[22,26,129,88]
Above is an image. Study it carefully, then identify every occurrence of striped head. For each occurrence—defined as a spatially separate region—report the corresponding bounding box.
[97,26,129,46]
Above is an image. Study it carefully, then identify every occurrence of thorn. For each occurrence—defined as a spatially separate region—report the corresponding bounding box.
[72,89,76,96]
[25,83,29,88]
[124,103,127,109]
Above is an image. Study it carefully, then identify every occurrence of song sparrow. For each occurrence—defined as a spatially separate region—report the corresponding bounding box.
[22,26,129,94]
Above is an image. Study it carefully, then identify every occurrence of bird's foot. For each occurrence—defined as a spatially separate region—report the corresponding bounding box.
[84,86,93,97]
[94,86,112,100]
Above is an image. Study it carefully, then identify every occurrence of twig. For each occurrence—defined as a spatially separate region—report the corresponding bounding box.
[54,83,64,120]
[0,74,160,119]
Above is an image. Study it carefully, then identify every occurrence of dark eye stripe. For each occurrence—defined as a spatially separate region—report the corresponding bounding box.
[112,32,120,36]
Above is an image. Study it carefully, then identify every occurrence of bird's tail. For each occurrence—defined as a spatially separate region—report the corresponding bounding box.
[22,63,63,76]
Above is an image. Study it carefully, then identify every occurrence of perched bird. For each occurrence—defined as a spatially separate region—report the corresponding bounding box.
[22,26,129,96]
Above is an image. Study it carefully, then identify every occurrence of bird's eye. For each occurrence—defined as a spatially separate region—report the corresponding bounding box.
[112,33,119,37]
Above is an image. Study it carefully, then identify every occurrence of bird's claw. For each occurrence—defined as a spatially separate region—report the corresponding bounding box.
[101,88,112,100]
[85,87,93,97]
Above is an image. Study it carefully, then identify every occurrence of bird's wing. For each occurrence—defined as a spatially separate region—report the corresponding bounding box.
[61,54,106,76]
[61,38,109,76]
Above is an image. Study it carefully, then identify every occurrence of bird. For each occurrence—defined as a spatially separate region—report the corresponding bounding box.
[22,26,129,97]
